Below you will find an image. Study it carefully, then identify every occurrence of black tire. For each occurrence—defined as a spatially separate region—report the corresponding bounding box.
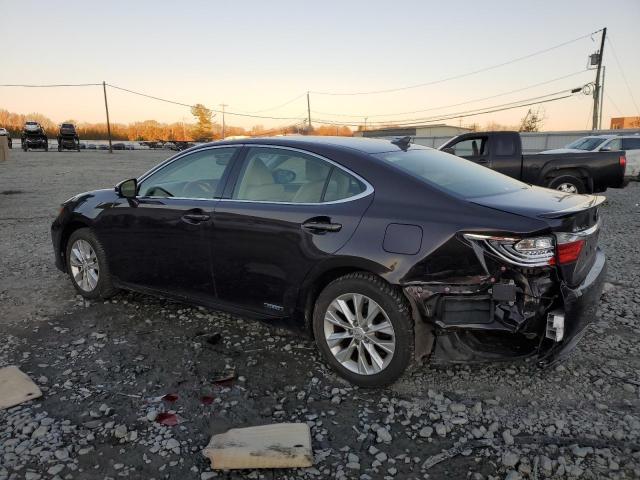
[547,175,586,194]
[65,228,118,300]
[312,272,414,387]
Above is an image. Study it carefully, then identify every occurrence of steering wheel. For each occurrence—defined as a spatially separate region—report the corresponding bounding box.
[183,180,214,198]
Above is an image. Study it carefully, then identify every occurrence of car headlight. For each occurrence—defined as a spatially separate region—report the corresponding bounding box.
[464,233,555,267]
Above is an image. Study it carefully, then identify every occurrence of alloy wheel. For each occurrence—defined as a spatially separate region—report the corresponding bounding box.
[556,182,578,194]
[69,239,99,292]
[323,293,396,375]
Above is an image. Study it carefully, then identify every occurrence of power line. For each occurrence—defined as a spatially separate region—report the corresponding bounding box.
[106,83,199,109]
[312,92,579,127]
[241,92,307,113]
[0,83,101,87]
[331,87,583,126]
[606,36,640,116]
[106,83,305,121]
[311,70,590,118]
[310,29,602,96]
[604,91,623,116]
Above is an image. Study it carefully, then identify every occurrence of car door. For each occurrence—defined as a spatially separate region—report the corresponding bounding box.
[210,145,374,316]
[95,146,240,301]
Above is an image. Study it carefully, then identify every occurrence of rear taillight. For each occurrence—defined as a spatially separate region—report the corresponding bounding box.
[620,155,626,171]
[463,234,555,267]
[555,239,585,264]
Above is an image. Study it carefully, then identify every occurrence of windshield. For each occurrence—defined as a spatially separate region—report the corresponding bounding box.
[565,137,607,151]
[374,148,528,199]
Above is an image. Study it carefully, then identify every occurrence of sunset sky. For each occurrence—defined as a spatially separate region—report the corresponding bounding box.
[1,0,639,131]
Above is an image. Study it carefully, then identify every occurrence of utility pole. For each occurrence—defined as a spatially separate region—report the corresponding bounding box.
[364,117,368,131]
[219,104,228,139]
[102,81,113,153]
[592,27,606,131]
[599,66,606,130]
[306,92,312,134]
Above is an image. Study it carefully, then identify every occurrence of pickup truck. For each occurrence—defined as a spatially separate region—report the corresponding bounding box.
[439,131,627,194]
[541,134,640,181]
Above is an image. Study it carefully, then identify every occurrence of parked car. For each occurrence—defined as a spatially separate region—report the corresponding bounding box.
[51,137,606,386]
[0,127,11,148]
[57,123,81,152]
[21,121,48,151]
[542,134,640,181]
[98,144,109,150]
[439,131,627,194]
[112,143,126,150]
[87,144,97,150]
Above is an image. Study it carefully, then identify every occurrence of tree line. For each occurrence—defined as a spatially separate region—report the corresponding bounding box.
[0,107,353,140]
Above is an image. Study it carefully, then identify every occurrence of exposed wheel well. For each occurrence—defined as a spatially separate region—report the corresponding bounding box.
[59,221,90,271]
[300,267,378,337]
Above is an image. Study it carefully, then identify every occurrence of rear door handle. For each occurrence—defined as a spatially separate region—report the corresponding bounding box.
[181,213,211,224]
[302,221,342,233]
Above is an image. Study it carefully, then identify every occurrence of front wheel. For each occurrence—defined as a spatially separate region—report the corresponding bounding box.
[312,273,414,387]
[547,175,586,194]
[66,228,118,299]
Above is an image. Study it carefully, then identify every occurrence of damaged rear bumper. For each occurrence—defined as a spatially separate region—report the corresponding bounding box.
[536,248,606,366]
[403,248,606,366]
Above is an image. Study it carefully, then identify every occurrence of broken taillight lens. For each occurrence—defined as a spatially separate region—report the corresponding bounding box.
[554,232,586,264]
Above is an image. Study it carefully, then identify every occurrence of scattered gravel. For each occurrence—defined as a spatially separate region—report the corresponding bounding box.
[1,151,639,479]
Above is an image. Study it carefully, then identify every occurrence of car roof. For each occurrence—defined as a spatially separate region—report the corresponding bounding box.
[195,135,429,154]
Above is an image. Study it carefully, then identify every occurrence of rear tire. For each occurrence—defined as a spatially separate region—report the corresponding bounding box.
[66,228,118,300]
[312,272,414,387]
[547,175,586,194]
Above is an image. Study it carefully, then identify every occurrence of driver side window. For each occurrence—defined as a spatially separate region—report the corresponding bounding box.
[139,147,237,199]
[449,137,488,158]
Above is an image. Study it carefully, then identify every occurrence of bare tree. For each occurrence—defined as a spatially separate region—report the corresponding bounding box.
[519,108,545,132]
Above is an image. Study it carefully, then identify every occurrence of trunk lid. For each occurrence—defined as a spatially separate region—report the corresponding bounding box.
[471,186,605,287]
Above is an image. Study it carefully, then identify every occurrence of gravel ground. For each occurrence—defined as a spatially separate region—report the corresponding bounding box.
[1,150,639,480]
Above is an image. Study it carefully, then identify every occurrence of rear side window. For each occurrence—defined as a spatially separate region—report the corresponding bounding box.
[324,168,366,202]
[374,148,527,199]
[622,138,640,150]
[604,139,622,150]
[233,147,366,203]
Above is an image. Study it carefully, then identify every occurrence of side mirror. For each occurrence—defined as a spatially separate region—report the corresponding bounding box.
[116,178,138,198]
[599,147,610,152]
[442,147,455,155]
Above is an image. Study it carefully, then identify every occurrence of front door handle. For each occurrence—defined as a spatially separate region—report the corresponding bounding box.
[181,213,211,224]
[302,221,342,233]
